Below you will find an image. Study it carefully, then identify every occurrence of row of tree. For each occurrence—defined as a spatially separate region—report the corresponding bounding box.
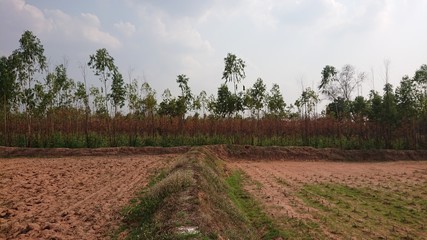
[1,31,426,148]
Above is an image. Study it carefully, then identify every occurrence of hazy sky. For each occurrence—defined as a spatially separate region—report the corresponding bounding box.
[1,0,426,106]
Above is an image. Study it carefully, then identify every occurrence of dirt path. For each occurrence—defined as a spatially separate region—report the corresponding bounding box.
[228,160,427,239]
[0,154,176,240]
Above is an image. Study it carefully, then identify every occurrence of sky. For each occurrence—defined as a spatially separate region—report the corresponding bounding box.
[1,0,426,107]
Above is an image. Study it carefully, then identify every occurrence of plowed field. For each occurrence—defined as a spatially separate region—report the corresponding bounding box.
[0,154,175,239]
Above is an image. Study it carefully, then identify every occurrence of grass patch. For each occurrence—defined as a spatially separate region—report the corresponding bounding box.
[298,182,427,239]
[225,171,289,239]
[118,147,281,239]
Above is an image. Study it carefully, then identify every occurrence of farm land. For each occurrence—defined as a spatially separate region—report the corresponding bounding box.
[0,146,426,239]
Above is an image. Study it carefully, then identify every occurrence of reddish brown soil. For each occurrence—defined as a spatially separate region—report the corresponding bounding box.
[227,160,427,238]
[0,154,176,240]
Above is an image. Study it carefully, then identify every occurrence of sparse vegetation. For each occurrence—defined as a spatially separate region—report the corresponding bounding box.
[119,147,274,239]
[298,182,427,239]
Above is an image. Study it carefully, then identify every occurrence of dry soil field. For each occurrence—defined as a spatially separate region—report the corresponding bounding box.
[0,154,176,239]
[1,147,426,239]
[228,160,427,239]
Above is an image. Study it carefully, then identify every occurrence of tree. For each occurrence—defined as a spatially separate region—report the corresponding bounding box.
[319,65,338,100]
[351,96,369,122]
[295,87,319,119]
[266,84,286,118]
[382,83,398,124]
[0,56,17,145]
[395,76,419,120]
[192,90,208,117]
[140,82,157,118]
[213,84,241,117]
[88,48,117,116]
[158,89,175,117]
[158,75,192,119]
[90,86,107,115]
[244,78,266,119]
[0,56,17,112]
[176,74,193,118]
[319,64,366,102]
[43,64,76,112]
[413,64,427,117]
[110,71,126,116]
[222,53,246,94]
[12,30,47,146]
[382,83,398,148]
[326,97,351,120]
[368,90,382,122]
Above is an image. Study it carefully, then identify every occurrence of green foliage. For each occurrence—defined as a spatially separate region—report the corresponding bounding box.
[2,30,427,150]
[298,182,427,239]
[244,78,266,119]
[88,48,119,115]
[266,83,286,118]
[295,87,319,119]
[326,97,350,119]
[212,84,243,117]
[0,56,17,110]
[395,76,419,120]
[111,71,126,114]
[351,96,368,122]
[226,171,287,239]
[119,148,268,239]
[222,53,246,93]
[319,65,337,96]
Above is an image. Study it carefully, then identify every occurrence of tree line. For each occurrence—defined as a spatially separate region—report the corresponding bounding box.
[1,30,426,149]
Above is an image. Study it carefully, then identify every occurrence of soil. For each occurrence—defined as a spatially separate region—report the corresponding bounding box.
[1,145,426,239]
[0,154,176,240]
[0,146,190,158]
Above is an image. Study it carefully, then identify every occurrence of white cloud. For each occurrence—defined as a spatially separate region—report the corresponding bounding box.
[0,0,121,50]
[79,13,121,48]
[0,0,52,34]
[136,5,213,54]
[114,21,136,37]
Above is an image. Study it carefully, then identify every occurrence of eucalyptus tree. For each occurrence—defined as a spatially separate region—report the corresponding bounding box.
[110,71,126,116]
[192,90,209,117]
[0,56,17,144]
[326,97,351,120]
[0,56,17,112]
[395,76,419,121]
[350,96,369,122]
[12,30,47,146]
[319,64,366,101]
[75,81,89,111]
[197,90,208,117]
[89,86,107,115]
[266,83,286,118]
[88,48,117,116]
[295,87,319,119]
[176,74,193,118]
[244,78,266,119]
[382,83,398,148]
[382,83,398,124]
[213,84,238,118]
[368,90,382,122]
[158,89,176,117]
[43,64,76,112]
[222,53,246,94]
[126,78,142,115]
[140,82,157,118]
[413,64,427,117]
